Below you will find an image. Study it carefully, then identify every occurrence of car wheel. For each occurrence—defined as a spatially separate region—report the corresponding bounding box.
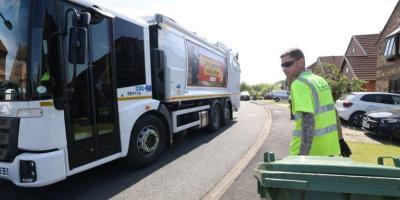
[274,98,280,102]
[349,111,365,128]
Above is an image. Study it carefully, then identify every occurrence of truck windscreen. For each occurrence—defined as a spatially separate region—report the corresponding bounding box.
[0,0,31,100]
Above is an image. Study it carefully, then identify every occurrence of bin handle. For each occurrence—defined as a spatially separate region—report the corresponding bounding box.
[264,152,275,163]
[377,156,400,167]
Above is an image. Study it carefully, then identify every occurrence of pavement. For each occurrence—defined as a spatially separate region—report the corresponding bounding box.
[221,101,293,200]
[222,101,387,200]
[341,126,381,144]
[254,100,382,145]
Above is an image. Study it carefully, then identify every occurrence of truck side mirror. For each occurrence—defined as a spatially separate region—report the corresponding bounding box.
[68,26,87,64]
[150,49,165,100]
[67,11,90,64]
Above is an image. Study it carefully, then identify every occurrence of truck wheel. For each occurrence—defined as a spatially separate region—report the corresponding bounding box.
[125,114,166,168]
[222,101,232,125]
[209,103,222,131]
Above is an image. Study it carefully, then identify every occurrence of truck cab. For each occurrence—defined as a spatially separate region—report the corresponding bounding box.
[0,0,240,187]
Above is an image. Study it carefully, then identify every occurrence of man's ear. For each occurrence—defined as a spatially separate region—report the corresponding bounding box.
[299,58,305,66]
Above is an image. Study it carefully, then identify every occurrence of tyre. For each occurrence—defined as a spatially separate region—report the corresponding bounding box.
[208,102,222,131]
[125,114,166,168]
[349,111,365,128]
[222,101,232,125]
[274,97,280,102]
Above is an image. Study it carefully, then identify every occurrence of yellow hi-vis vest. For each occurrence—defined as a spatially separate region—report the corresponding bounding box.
[290,70,340,156]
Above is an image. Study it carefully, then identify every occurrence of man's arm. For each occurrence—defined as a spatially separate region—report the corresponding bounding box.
[335,109,343,139]
[300,112,315,155]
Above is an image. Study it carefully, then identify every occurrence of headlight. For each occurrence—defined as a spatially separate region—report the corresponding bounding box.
[381,119,400,124]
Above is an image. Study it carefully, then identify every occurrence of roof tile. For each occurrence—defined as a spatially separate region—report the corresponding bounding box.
[353,34,379,55]
[346,55,377,80]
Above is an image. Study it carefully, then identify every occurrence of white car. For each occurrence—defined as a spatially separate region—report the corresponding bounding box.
[336,92,400,127]
[271,90,290,102]
[240,91,250,101]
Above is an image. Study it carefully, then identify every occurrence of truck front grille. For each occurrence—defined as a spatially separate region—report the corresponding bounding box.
[0,167,8,176]
[0,118,20,162]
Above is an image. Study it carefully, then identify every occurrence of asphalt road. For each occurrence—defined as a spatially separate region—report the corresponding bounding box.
[0,101,269,200]
[221,102,293,200]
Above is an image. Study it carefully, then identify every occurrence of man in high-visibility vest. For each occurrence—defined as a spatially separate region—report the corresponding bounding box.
[280,48,341,156]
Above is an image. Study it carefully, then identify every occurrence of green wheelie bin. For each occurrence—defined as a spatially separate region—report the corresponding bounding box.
[254,152,400,200]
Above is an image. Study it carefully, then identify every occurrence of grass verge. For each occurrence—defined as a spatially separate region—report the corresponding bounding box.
[348,141,400,167]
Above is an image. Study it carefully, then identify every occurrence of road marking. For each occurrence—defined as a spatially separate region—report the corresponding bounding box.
[201,105,272,200]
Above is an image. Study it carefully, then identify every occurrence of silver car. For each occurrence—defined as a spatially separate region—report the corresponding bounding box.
[271,90,290,102]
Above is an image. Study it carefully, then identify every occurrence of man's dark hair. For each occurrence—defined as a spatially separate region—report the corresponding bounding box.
[280,48,304,60]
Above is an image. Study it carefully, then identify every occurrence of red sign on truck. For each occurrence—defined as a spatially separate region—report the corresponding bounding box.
[186,40,227,87]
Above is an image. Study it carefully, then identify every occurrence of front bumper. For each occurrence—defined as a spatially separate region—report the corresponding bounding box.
[362,118,400,139]
[0,150,66,187]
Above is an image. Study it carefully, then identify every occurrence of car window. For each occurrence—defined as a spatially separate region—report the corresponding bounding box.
[379,95,394,104]
[360,94,376,103]
[375,95,384,103]
[392,95,400,105]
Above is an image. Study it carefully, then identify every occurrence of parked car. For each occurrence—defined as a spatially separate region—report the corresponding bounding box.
[362,108,400,140]
[240,91,250,101]
[336,92,400,127]
[271,90,290,102]
[264,92,273,100]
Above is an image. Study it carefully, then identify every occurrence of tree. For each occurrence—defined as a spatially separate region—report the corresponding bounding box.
[252,83,274,99]
[240,82,251,92]
[274,80,288,90]
[314,63,364,100]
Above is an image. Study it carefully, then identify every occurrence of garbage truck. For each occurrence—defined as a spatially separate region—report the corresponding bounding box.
[0,0,240,186]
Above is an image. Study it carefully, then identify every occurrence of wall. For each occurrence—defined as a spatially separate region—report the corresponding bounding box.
[376,2,400,92]
[345,37,367,56]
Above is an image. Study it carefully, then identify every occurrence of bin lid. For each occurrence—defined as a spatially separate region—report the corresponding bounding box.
[260,155,400,178]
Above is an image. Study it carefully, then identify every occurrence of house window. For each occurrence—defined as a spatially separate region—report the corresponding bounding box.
[389,78,400,94]
[384,36,396,59]
[345,67,349,73]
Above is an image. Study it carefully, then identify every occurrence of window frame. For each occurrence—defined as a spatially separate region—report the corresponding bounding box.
[384,35,397,60]
[113,17,146,88]
[360,94,377,103]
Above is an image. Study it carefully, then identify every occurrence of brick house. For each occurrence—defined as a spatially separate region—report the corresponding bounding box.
[308,56,343,72]
[340,34,379,92]
[0,41,7,80]
[307,61,317,71]
[376,1,400,93]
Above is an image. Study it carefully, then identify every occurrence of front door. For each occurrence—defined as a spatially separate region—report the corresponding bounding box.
[62,3,121,169]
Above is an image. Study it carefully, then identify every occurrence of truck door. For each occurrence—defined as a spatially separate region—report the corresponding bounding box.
[62,3,121,169]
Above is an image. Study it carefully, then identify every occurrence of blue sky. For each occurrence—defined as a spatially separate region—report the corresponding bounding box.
[96,0,398,84]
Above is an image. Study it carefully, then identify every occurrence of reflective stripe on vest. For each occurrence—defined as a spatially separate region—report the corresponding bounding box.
[293,77,336,137]
[293,104,335,121]
[293,124,337,137]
